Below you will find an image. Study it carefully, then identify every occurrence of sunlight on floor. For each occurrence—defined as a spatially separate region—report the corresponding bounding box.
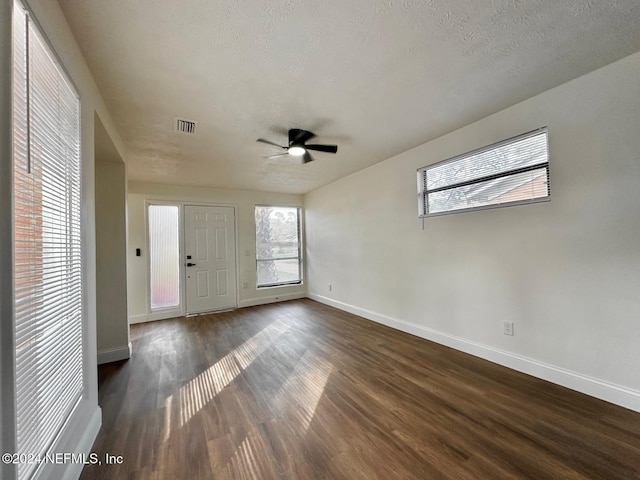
[220,352,335,477]
[226,432,265,480]
[178,320,289,426]
[274,351,334,435]
[163,394,173,442]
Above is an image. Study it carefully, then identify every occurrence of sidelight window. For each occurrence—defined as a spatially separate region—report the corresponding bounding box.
[148,204,180,310]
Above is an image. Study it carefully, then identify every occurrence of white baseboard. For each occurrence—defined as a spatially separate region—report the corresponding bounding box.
[97,343,131,365]
[308,293,640,413]
[129,309,183,324]
[238,292,306,308]
[130,292,306,323]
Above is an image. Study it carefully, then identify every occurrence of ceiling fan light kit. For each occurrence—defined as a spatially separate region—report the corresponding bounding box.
[288,146,306,156]
[257,128,338,163]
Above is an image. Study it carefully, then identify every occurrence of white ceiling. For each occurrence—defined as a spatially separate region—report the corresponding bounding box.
[58,0,640,194]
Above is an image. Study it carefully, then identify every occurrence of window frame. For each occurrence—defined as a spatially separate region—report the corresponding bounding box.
[146,202,182,312]
[254,205,303,289]
[417,127,550,217]
[12,2,85,478]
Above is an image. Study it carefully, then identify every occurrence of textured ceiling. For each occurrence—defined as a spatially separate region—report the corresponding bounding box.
[58,0,640,194]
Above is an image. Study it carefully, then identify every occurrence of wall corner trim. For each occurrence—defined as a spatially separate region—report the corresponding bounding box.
[307,293,640,413]
[97,343,131,365]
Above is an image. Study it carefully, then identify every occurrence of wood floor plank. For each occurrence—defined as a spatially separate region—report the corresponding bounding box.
[81,299,640,479]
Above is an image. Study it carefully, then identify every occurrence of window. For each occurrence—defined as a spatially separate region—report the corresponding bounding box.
[12,2,83,479]
[148,204,181,310]
[255,206,302,287]
[418,128,550,217]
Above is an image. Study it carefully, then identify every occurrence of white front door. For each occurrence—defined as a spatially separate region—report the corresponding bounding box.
[184,205,237,314]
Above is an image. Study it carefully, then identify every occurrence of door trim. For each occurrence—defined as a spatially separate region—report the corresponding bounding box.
[143,201,240,321]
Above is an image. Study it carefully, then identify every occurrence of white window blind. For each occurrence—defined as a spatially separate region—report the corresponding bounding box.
[12,2,83,479]
[418,128,550,217]
[148,205,180,310]
[255,206,302,288]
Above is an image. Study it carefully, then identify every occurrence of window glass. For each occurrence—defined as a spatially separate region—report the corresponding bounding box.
[255,206,302,287]
[149,205,180,309]
[418,128,550,217]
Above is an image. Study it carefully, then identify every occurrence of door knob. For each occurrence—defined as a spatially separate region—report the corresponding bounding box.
[186,262,197,267]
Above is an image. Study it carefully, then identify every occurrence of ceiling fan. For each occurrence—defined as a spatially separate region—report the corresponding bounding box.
[257,128,338,163]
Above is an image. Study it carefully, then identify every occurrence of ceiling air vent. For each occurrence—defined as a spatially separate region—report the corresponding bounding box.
[175,118,197,135]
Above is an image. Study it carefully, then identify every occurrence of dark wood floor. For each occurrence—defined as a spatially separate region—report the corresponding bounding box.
[81,299,640,479]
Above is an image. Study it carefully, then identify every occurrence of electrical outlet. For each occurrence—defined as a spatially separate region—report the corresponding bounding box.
[504,321,514,336]
[242,281,248,289]
[328,283,332,292]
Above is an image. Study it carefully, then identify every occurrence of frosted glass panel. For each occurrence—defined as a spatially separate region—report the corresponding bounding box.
[149,205,180,309]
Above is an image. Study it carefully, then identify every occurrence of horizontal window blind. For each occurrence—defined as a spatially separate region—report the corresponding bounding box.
[418,128,550,217]
[13,2,83,479]
[255,206,302,287]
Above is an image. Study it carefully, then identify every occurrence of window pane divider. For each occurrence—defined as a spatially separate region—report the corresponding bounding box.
[426,162,549,195]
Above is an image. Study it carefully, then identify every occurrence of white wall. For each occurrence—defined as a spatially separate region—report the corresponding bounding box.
[127,182,305,322]
[1,0,128,478]
[96,159,130,363]
[305,52,640,412]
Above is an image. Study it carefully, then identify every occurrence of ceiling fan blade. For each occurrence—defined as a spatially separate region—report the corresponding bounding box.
[305,144,338,154]
[289,128,315,145]
[257,138,287,149]
[264,153,290,159]
[302,151,314,164]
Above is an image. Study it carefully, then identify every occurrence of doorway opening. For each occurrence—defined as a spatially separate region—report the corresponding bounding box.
[146,203,238,318]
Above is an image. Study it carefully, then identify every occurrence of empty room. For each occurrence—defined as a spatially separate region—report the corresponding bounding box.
[2,0,640,479]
